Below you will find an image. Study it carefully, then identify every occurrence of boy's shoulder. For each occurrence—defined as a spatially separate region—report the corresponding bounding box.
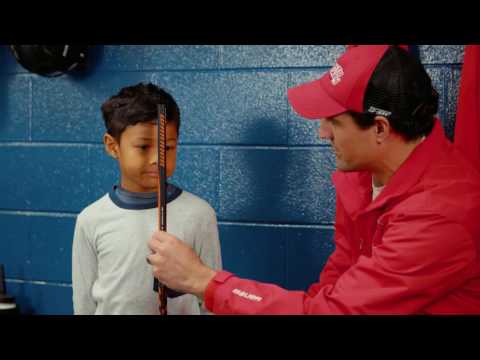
[171,190,216,217]
[77,193,114,224]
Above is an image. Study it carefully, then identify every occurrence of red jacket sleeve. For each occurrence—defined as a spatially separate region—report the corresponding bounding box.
[307,195,352,297]
[204,213,475,314]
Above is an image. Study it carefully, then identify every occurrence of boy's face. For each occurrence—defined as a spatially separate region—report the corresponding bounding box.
[104,120,178,193]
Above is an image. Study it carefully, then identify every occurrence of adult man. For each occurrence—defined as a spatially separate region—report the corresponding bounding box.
[147,45,480,314]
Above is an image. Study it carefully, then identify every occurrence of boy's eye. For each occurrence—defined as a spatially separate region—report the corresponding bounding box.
[137,145,149,150]
[166,145,176,151]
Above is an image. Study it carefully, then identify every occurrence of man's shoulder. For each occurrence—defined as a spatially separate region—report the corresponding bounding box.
[421,155,480,199]
[395,164,480,227]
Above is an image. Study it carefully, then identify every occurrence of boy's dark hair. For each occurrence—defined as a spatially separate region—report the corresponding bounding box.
[351,46,439,141]
[101,82,180,140]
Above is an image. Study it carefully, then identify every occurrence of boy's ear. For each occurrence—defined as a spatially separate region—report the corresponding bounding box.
[104,133,119,159]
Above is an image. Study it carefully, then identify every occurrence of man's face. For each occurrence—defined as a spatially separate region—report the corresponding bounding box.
[114,120,178,192]
[317,112,376,172]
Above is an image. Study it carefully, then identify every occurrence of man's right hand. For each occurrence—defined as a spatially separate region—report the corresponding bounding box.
[147,230,217,299]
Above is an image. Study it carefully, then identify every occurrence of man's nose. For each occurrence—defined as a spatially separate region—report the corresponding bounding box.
[317,119,333,140]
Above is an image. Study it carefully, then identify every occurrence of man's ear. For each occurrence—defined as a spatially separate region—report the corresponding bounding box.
[104,133,119,159]
[373,116,391,144]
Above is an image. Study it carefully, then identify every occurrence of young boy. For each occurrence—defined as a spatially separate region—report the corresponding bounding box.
[72,83,222,315]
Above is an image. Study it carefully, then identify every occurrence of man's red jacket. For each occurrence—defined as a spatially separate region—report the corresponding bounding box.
[205,120,480,314]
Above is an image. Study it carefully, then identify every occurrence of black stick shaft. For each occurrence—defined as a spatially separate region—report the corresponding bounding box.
[154,103,168,315]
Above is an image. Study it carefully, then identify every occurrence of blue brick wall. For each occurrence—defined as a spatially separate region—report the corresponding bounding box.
[0,45,465,314]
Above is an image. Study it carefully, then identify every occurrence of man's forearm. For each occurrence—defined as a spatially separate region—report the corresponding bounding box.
[189,265,217,300]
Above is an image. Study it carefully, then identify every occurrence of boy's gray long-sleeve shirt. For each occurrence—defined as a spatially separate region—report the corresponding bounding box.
[72,189,222,315]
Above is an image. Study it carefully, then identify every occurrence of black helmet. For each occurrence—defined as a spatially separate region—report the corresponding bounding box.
[9,45,87,77]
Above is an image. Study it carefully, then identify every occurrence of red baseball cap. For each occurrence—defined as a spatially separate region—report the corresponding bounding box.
[288,45,408,120]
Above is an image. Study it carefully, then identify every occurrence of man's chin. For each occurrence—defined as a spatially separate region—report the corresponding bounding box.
[336,160,357,172]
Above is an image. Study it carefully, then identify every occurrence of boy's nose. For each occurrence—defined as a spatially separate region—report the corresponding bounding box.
[149,149,158,165]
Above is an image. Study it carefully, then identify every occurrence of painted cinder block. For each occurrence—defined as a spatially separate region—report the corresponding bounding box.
[0,46,28,74]
[0,75,30,141]
[88,145,120,202]
[219,223,287,288]
[419,45,464,65]
[446,66,463,141]
[220,148,336,224]
[285,226,335,291]
[0,214,74,283]
[143,45,220,70]
[169,146,220,213]
[153,71,289,145]
[96,45,220,72]
[5,281,73,315]
[221,45,345,69]
[288,69,330,146]
[31,72,155,143]
[0,145,91,212]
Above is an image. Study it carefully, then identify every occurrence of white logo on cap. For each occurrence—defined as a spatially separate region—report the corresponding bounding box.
[330,62,344,86]
[367,106,392,117]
